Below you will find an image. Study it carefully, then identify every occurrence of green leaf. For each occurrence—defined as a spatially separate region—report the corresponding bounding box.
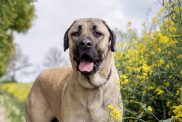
[159,118,173,122]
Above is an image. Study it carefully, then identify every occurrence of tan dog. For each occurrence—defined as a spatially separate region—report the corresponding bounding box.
[25,18,123,122]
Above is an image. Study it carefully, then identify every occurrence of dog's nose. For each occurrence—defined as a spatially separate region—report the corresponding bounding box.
[78,39,93,48]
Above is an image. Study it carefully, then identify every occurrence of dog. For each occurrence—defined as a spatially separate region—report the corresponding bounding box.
[25,18,123,122]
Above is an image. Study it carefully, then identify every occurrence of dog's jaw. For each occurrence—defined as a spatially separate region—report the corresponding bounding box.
[73,46,103,76]
[74,51,113,89]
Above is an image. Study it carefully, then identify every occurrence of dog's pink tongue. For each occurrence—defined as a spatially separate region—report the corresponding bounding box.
[79,60,94,72]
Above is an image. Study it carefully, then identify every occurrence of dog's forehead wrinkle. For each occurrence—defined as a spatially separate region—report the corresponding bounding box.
[72,24,83,31]
[78,25,82,29]
[92,25,97,30]
[72,20,107,35]
[91,25,102,32]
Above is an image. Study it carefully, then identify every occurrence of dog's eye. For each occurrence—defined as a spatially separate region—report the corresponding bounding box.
[71,32,80,36]
[94,31,103,37]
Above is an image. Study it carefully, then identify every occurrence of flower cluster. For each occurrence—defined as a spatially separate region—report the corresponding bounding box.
[108,104,122,121]
[115,0,182,121]
[171,105,182,121]
[119,75,129,85]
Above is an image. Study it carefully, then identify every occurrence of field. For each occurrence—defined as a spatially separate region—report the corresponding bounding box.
[0,83,32,122]
[0,0,181,122]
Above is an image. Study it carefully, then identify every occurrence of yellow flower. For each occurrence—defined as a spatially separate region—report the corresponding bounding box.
[120,75,129,85]
[176,90,181,96]
[169,26,177,32]
[174,6,180,13]
[160,7,165,12]
[152,17,158,24]
[126,66,132,72]
[158,59,165,66]
[169,20,174,26]
[171,105,182,121]
[157,48,161,52]
[114,52,123,61]
[177,55,182,59]
[147,106,153,112]
[108,104,122,121]
[165,82,170,86]
[108,104,115,111]
[150,51,155,56]
[163,20,169,26]
[110,109,122,121]
[136,75,147,81]
[180,70,182,75]
[166,63,172,69]
[167,51,171,55]
[138,44,146,53]
[141,63,151,73]
[155,88,164,95]
[134,67,141,73]
[159,35,169,44]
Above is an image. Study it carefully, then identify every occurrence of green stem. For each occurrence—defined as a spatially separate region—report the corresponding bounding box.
[123,117,146,122]
[162,99,166,119]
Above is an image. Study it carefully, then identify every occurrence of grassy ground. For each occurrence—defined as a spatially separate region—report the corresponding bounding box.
[0,104,10,122]
[0,82,32,122]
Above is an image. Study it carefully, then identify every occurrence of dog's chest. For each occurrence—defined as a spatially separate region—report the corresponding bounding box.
[61,88,107,122]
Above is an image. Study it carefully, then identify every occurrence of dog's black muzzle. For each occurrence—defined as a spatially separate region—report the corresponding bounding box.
[78,38,93,49]
[74,38,102,75]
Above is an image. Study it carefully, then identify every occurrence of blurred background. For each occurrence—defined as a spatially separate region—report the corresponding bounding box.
[0,0,181,122]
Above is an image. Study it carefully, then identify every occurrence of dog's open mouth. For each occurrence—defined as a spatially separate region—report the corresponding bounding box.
[75,53,101,75]
[74,44,103,75]
[79,60,94,72]
[77,54,95,75]
[78,54,94,72]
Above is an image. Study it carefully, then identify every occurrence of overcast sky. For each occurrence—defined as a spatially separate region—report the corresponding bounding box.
[14,0,161,82]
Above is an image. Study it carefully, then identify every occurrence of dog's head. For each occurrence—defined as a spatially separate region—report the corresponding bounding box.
[64,18,116,77]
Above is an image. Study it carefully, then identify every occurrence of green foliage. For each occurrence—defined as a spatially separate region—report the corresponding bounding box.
[0,0,35,77]
[115,0,182,121]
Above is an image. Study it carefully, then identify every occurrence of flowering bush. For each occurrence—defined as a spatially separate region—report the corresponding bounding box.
[115,0,182,121]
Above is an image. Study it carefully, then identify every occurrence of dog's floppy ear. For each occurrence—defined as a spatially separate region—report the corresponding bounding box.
[102,20,116,52]
[64,20,77,51]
